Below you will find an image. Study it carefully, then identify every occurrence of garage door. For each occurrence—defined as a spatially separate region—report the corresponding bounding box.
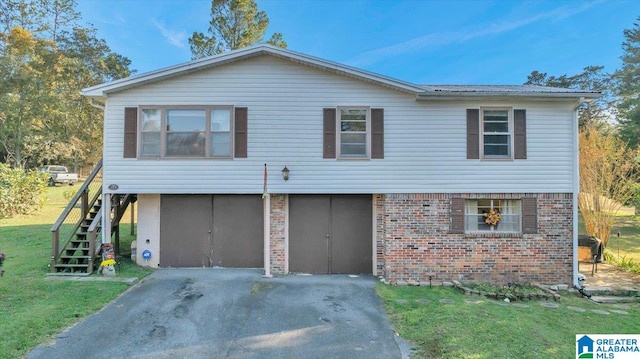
[289,195,372,274]
[160,195,263,268]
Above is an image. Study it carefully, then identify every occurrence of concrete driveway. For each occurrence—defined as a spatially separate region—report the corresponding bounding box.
[28,269,409,359]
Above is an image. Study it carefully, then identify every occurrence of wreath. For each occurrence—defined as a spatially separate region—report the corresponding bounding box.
[484,209,501,226]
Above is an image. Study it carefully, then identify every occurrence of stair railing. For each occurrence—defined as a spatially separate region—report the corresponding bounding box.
[50,159,103,271]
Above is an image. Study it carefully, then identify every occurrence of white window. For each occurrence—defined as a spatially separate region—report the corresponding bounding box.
[338,107,370,159]
[139,106,233,158]
[481,108,512,158]
[210,108,231,157]
[465,199,521,232]
[166,109,206,156]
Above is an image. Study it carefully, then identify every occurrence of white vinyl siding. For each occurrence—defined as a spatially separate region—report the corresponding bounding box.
[101,56,576,194]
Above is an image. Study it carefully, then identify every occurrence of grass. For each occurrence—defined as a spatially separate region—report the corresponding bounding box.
[377,285,640,358]
[609,214,640,265]
[0,183,153,359]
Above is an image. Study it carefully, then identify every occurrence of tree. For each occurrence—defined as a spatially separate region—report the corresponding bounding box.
[614,16,640,149]
[0,0,133,170]
[189,0,286,59]
[579,123,639,247]
[0,162,48,218]
[0,27,55,168]
[525,66,614,129]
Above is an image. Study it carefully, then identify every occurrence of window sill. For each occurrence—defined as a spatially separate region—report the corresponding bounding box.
[135,157,235,160]
[480,157,514,161]
[464,231,523,238]
[336,157,371,161]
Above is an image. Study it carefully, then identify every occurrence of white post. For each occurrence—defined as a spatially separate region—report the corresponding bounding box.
[263,194,272,278]
[102,193,112,244]
[572,99,583,288]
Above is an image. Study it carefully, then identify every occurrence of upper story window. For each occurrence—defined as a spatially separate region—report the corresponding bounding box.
[139,106,233,158]
[338,107,370,159]
[481,108,512,159]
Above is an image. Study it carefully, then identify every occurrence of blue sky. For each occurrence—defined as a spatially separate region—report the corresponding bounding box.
[76,0,639,85]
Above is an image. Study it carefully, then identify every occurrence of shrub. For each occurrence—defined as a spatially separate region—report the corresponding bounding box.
[0,164,48,218]
[604,250,640,274]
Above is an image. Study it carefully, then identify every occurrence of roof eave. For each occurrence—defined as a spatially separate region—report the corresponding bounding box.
[415,91,602,101]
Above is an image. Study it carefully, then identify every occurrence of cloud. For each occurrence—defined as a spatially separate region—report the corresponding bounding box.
[349,1,600,67]
[152,19,187,48]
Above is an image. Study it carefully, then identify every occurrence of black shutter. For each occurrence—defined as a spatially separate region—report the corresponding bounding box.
[234,107,248,158]
[371,108,384,159]
[522,197,537,234]
[514,109,527,159]
[451,198,465,234]
[123,107,138,158]
[323,108,336,159]
[467,109,480,159]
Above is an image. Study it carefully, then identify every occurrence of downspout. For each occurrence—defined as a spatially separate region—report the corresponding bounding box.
[263,194,272,278]
[90,97,108,244]
[102,193,112,245]
[572,97,585,288]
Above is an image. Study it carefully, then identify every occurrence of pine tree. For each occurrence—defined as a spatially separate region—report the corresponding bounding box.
[615,16,640,148]
[189,0,286,59]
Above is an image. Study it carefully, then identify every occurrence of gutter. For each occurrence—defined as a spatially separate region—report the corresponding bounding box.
[416,92,601,101]
[572,97,585,288]
[89,99,105,110]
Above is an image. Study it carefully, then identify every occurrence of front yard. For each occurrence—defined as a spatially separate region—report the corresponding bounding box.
[0,185,152,359]
[1,186,639,358]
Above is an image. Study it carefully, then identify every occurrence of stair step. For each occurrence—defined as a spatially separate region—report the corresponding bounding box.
[66,251,89,256]
[55,264,92,268]
[590,296,640,304]
[583,286,640,297]
[60,255,93,259]
[47,272,91,277]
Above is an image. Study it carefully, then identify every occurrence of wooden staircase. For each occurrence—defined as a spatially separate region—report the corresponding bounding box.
[50,159,135,275]
[53,198,103,274]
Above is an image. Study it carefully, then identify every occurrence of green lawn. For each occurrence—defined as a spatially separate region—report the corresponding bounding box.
[0,184,152,359]
[377,285,640,358]
[609,215,640,264]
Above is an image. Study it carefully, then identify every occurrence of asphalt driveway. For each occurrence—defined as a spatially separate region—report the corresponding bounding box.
[28,269,409,359]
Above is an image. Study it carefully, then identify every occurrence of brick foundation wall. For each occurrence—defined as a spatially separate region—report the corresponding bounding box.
[269,194,286,274]
[381,193,573,285]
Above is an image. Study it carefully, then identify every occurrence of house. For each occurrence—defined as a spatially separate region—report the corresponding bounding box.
[80,45,599,286]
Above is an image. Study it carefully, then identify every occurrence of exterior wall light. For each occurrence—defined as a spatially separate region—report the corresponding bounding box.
[282,166,290,181]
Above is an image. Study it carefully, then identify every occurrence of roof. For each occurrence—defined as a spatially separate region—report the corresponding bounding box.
[417,84,601,101]
[82,45,601,102]
[81,45,425,100]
